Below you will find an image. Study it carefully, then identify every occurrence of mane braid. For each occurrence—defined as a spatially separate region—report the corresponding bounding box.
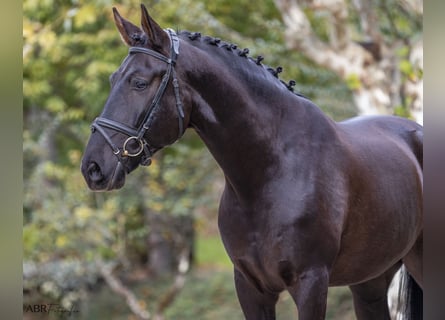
[179,31,306,98]
[255,55,264,65]
[239,48,249,57]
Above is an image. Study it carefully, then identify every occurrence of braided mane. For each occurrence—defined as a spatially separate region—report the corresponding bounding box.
[178,31,306,97]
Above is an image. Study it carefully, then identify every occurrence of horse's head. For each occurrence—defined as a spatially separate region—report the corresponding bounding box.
[81,5,191,191]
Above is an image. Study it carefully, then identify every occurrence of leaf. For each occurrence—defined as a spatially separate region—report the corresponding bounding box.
[46,96,66,113]
[345,73,361,90]
[56,235,68,248]
[74,4,97,28]
[399,59,414,76]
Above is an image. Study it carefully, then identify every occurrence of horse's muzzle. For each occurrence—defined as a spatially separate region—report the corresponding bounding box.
[81,159,126,191]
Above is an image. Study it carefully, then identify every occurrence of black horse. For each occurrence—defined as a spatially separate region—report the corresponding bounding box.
[81,5,423,319]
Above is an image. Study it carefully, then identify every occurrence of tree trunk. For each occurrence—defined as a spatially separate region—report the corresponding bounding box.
[146,211,194,276]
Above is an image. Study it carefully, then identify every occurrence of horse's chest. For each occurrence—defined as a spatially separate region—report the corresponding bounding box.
[217,201,277,258]
[218,210,293,290]
[219,225,286,291]
[218,216,262,260]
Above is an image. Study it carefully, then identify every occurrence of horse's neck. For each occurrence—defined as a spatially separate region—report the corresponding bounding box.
[181,41,338,202]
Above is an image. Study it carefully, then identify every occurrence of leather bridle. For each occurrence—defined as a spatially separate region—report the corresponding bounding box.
[91,29,185,166]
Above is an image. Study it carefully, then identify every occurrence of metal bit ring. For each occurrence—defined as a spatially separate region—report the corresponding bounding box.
[122,136,144,157]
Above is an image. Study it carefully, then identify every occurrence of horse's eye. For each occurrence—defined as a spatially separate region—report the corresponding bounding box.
[132,78,148,91]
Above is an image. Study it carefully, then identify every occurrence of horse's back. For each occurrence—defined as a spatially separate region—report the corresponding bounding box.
[339,115,422,136]
[339,115,422,170]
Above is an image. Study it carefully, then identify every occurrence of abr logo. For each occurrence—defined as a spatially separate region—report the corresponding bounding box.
[23,304,48,313]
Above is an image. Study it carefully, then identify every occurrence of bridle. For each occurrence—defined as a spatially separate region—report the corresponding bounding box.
[91,29,184,166]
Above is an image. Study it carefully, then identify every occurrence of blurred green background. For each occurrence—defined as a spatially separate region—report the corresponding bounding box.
[22,0,422,319]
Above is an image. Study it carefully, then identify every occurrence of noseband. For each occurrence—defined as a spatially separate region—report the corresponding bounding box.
[91,29,184,166]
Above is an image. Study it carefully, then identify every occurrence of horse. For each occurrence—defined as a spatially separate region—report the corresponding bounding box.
[81,5,423,319]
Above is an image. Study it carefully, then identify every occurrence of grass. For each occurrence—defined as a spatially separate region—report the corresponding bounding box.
[195,234,232,269]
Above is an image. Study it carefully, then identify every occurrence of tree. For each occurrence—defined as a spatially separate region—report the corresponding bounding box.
[273,0,423,124]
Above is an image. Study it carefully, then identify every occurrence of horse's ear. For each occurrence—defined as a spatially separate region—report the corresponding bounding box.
[113,7,143,47]
[140,4,169,51]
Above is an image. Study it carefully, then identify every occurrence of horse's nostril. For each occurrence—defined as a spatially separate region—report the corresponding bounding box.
[87,162,103,182]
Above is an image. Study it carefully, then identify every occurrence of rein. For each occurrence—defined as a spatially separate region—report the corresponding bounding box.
[91,29,184,166]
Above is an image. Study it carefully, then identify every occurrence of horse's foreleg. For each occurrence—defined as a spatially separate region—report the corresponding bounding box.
[287,266,329,320]
[234,268,278,320]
